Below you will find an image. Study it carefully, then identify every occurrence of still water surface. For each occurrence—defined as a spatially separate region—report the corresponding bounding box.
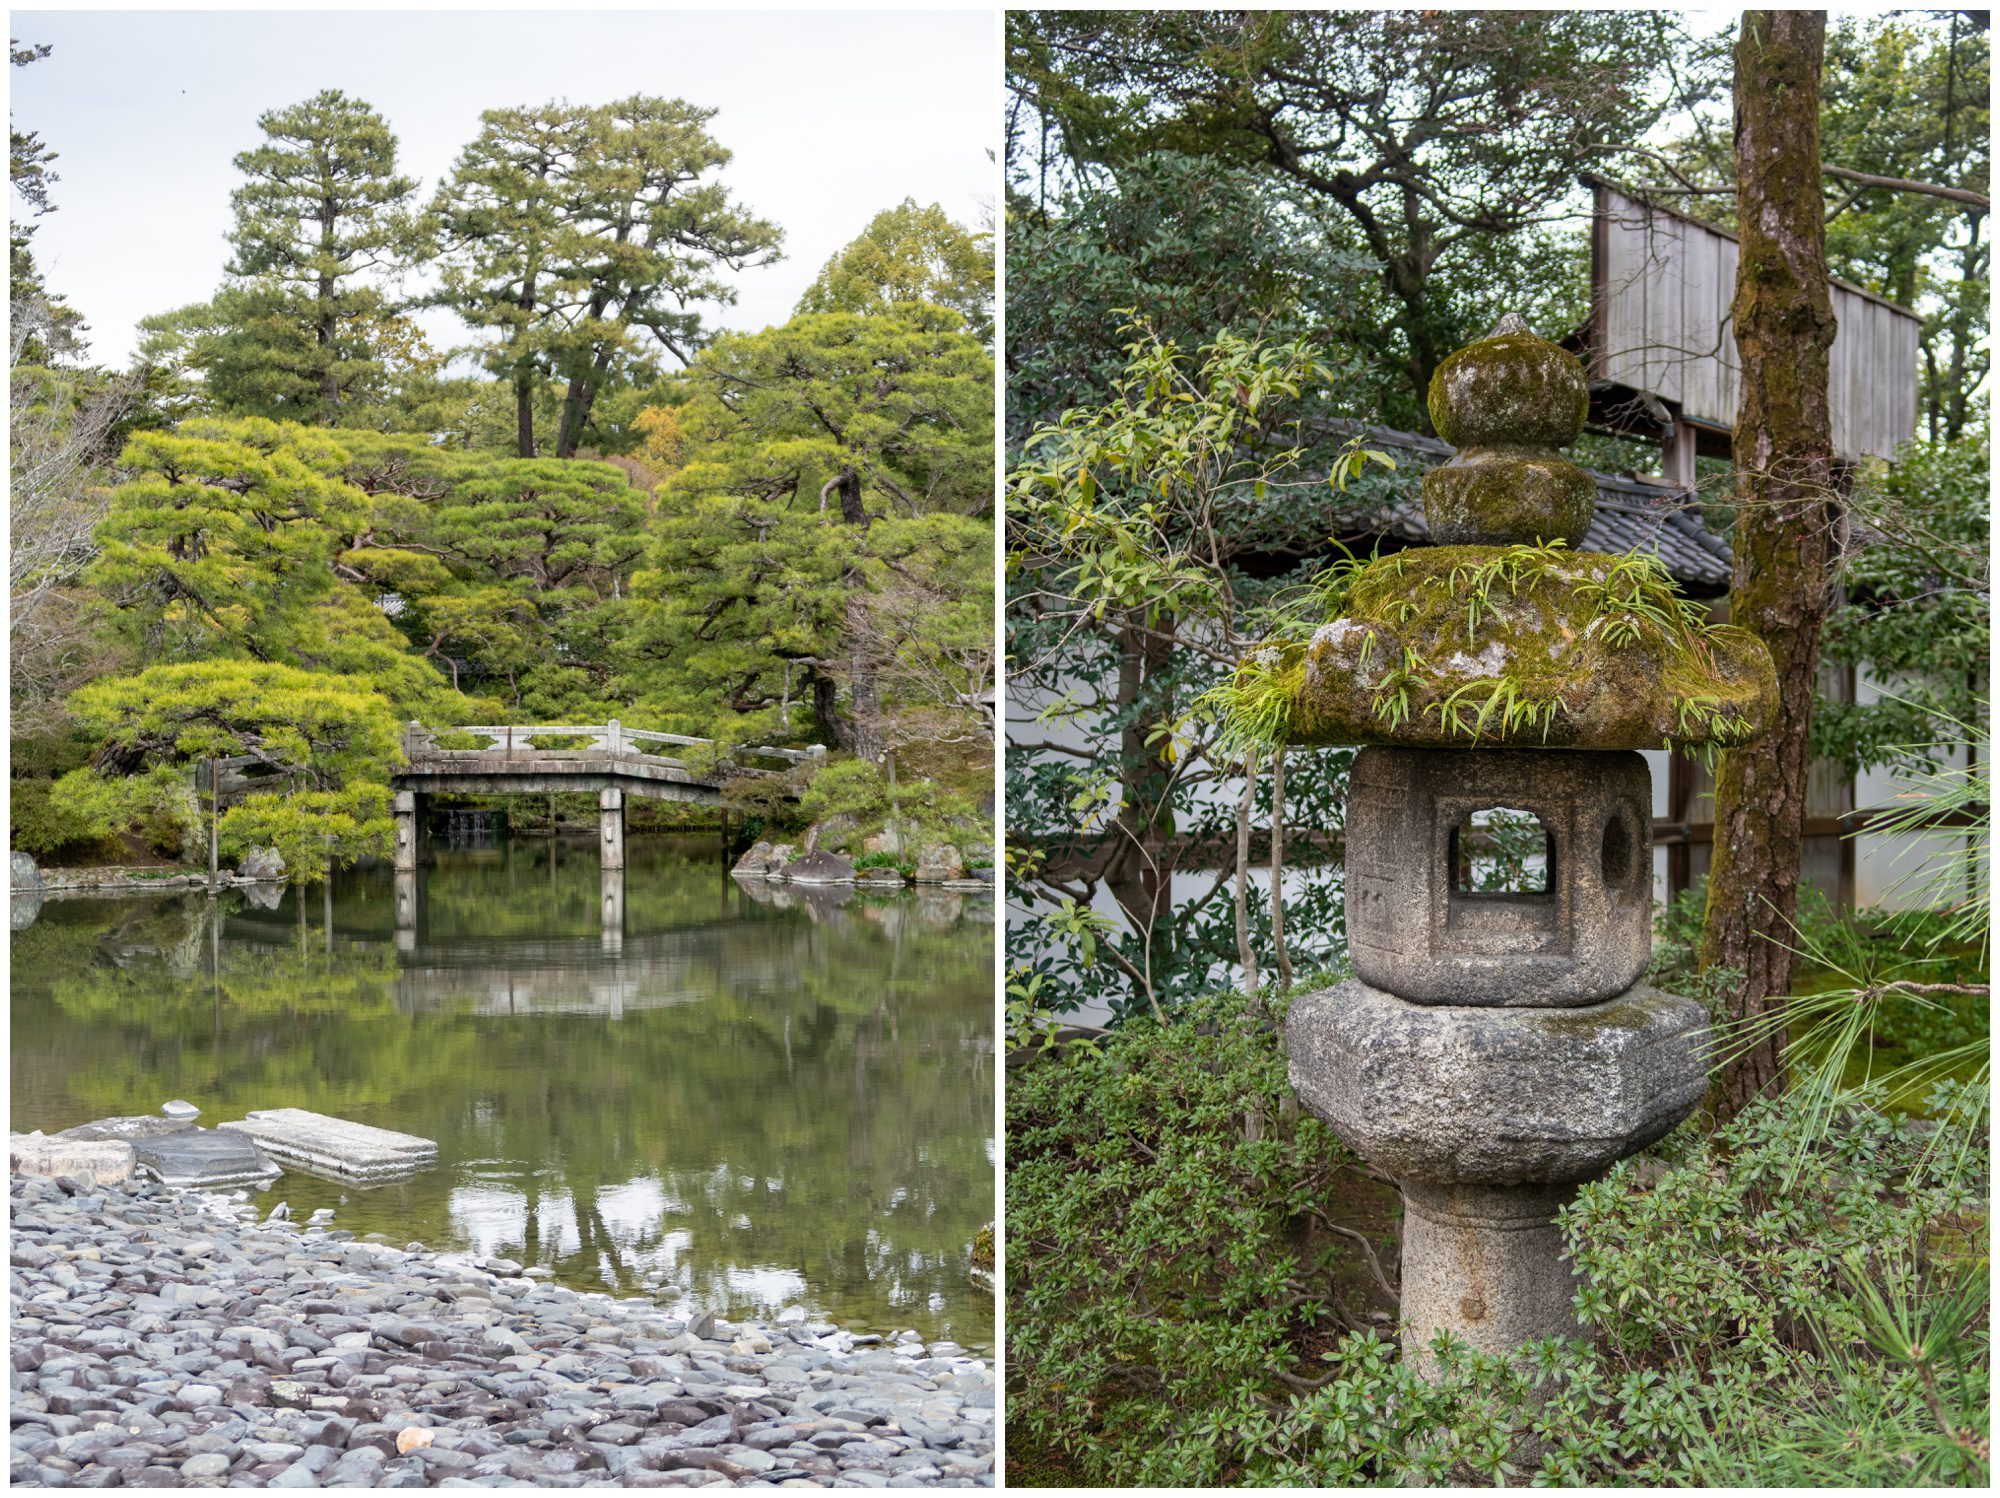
[10,838,994,1347]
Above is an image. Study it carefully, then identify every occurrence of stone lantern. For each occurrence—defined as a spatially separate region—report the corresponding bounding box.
[1226,313,1778,1372]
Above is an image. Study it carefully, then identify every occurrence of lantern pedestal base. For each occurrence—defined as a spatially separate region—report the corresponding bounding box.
[1397,1180,1580,1376]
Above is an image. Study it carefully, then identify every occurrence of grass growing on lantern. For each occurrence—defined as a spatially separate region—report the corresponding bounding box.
[1207,542,1771,752]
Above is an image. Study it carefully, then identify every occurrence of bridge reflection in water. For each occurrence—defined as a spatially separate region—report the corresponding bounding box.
[9,836,995,1342]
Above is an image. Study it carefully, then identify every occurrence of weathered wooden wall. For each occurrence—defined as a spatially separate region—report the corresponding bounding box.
[1591,181,1921,462]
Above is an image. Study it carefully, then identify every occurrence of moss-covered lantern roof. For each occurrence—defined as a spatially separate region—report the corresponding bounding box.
[1218,316,1777,754]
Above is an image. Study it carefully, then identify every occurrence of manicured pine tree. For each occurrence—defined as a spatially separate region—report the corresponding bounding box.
[626,304,993,752]
[431,104,596,458]
[203,90,428,424]
[434,97,780,460]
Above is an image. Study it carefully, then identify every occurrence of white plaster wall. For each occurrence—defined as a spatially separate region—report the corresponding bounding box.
[1851,667,1984,911]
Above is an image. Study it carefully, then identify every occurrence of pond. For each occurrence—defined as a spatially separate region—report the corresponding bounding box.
[10,837,996,1349]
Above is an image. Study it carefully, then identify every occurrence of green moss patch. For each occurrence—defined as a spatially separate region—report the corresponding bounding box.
[1216,543,1777,753]
[1427,331,1590,449]
[1421,448,1596,546]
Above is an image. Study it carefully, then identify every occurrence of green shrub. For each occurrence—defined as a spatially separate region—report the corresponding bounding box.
[9,778,119,861]
[218,783,393,880]
[1007,980,1991,1487]
[1007,982,1376,1486]
[795,754,983,838]
[8,726,95,781]
[13,766,200,862]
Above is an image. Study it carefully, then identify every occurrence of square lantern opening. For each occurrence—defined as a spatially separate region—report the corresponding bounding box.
[1450,807,1553,897]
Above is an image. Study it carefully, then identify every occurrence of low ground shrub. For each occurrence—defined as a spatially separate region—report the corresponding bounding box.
[11,766,198,863]
[794,755,985,842]
[1008,982,1991,1487]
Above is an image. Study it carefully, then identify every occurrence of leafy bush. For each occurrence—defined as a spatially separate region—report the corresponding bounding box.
[9,778,119,861]
[8,725,96,781]
[795,754,983,839]
[218,783,394,880]
[1007,982,1378,1486]
[12,766,201,862]
[1008,981,1991,1487]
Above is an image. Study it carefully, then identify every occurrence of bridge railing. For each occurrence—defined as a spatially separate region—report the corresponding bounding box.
[402,721,825,772]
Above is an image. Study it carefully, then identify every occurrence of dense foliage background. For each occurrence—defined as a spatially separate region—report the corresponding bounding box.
[1003,7,1988,1026]
[10,57,996,873]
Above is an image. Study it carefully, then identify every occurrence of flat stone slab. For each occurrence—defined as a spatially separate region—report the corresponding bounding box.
[218,1109,437,1183]
[132,1128,278,1187]
[53,1115,196,1144]
[10,1133,135,1186]
[1287,978,1708,1186]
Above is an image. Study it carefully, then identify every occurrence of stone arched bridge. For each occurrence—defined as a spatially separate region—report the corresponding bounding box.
[389,722,823,872]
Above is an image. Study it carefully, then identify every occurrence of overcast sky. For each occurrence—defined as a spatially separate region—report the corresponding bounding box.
[10,8,998,368]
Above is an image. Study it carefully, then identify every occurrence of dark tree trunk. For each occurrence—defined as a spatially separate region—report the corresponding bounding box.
[808,663,859,755]
[1101,619,1175,944]
[555,344,613,459]
[318,197,339,423]
[515,371,537,459]
[810,466,883,759]
[1702,9,1841,1121]
[845,581,883,764]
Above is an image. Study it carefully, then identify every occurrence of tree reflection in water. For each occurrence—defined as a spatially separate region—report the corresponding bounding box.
[10,838,995,1346]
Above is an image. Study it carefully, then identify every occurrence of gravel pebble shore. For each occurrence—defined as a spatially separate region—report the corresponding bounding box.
[9,1174,995,1488]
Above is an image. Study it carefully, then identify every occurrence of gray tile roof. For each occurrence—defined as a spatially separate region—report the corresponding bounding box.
[1313,422,1736,592]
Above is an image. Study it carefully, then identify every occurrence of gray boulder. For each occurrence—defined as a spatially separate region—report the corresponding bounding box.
[782,849,856,885]
[238,846,286,882]
[729,840,782,879]
[803,813,858,855]
[913,845,965,884]
[11,851,42,891]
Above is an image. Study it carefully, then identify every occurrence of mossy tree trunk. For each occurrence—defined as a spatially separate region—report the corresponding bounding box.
[1702,10,1841,1121]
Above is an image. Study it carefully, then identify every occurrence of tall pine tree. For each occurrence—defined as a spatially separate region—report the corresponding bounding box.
[176,91,427,424]
[434,97,780,459]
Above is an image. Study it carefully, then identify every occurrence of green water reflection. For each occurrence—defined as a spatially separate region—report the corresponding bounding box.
[9,838,995,1347]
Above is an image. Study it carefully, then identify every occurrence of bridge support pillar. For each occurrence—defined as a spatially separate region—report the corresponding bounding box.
[393,790,422,872]
[600,865,626,955]
[393,869,420,953]
[599,788,626,871]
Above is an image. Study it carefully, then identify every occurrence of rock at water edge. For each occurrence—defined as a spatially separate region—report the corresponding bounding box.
[913,845,965,884]
[729,840,782,878]
[239,846,286,882]
[133,1128,280,1187]
[219,1109,437,1182]
[11,1133,136,1185]
[782,849,857,885]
